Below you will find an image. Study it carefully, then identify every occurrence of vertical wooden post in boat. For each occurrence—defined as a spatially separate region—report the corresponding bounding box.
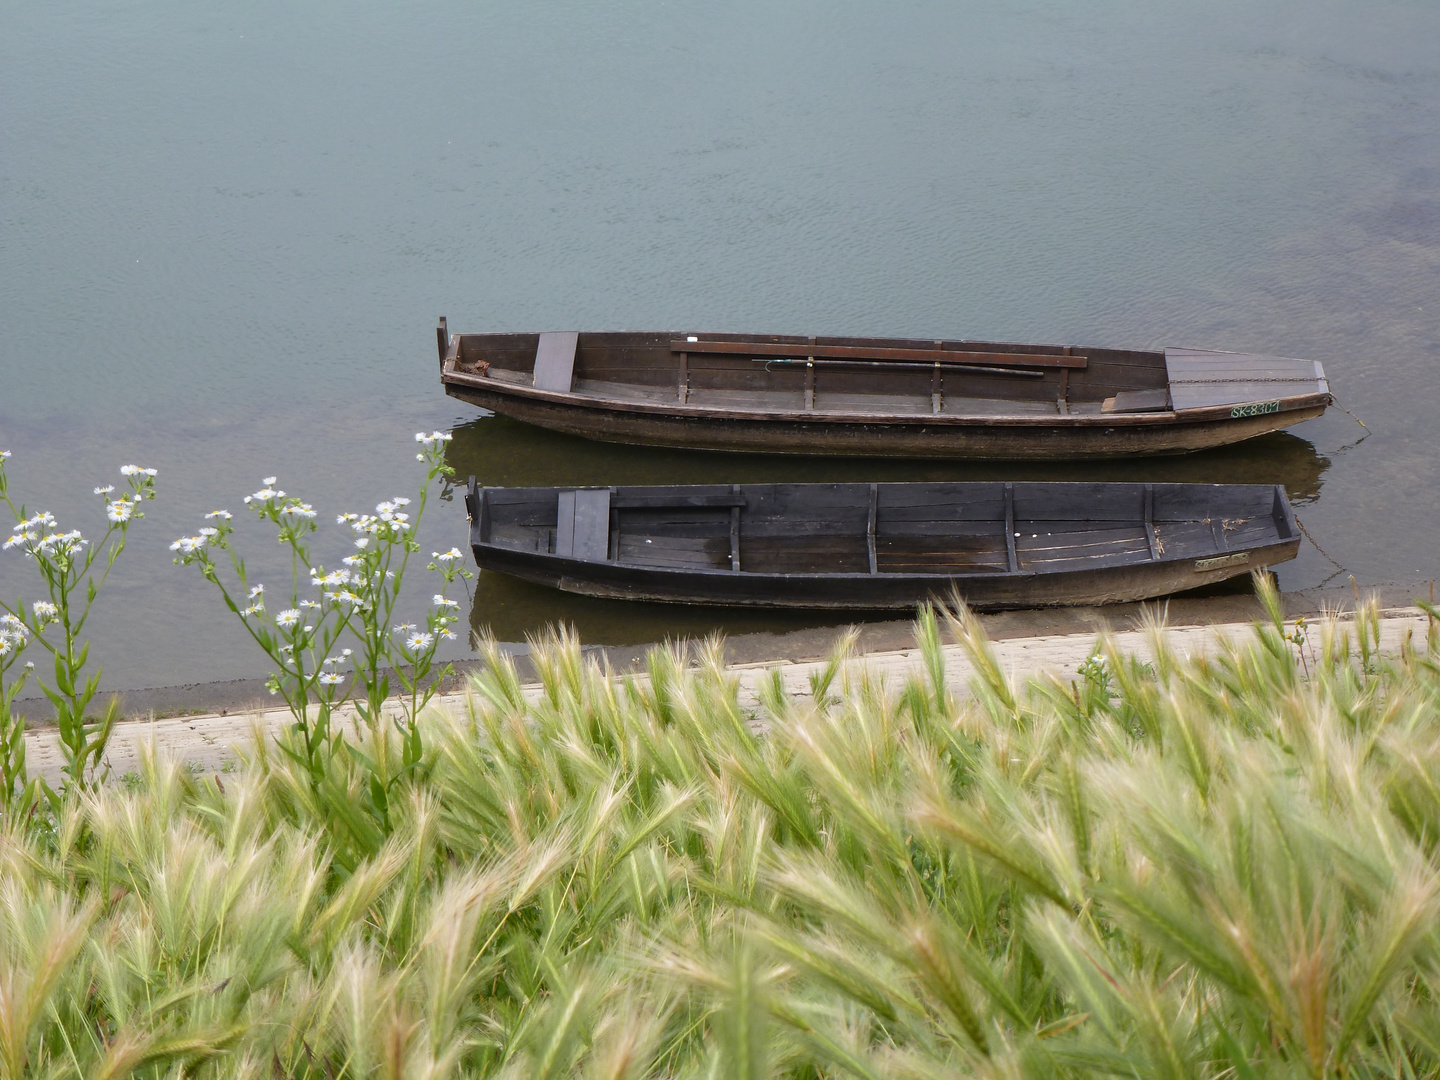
[867,483,879,574]
[804,336,816,411]
[678,352,689,404]
[1057,346,1071,414]
[609,488,620,561]
[1143,483,1160,560]
[729,485,741,571]
[931,361,943,415]
[1004,482,1019,572]
[436,316,448,367]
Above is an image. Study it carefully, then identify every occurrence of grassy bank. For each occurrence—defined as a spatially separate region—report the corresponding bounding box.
[3,585,1440,1079]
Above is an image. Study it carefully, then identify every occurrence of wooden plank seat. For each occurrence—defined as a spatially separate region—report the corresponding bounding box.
[554,488,610,560]
[533,331,580,393]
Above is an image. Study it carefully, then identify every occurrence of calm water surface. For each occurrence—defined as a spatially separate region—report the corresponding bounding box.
[3,0,1439,689]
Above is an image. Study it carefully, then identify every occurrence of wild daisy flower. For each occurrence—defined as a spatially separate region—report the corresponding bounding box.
[280,503,316,519]
[205,509,232,520]
[275,609,301,629]
[94,485,115,495]
[414,431,452,448]
[32,600,59,625]
[403,631,434,654]
[434,547,464,563]
[248,584,264,599]
[0,614,27,655]
[169,535,206,555]
[16,512,56,532]
[37,530,86,556]
[326,590,364,608]
[1,532,33,552]
[120,465,157,477]
[433,594,460,608]
[106,500,134,523]
[318,672,343,686]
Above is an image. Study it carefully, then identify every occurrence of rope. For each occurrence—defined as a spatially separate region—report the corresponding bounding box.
[1294,513,1346,576]
[1328,393,1368,431]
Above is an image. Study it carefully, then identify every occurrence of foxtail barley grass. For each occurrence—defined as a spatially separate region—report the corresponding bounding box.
[4,577,1440,1077]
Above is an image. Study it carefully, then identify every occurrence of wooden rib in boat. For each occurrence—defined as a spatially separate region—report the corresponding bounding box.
[465,479,1301,610]
[437,321,1331,459]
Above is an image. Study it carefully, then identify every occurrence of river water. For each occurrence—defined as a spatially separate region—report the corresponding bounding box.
[3,0,1439,690]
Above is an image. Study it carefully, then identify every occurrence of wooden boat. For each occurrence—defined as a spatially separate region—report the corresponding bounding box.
[437,321,1331,459]
[465,479,1300,610]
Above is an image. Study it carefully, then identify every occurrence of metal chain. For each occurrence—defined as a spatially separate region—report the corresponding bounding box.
[1168,376,1321,384]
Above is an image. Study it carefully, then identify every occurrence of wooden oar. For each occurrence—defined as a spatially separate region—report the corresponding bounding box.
[751,357,1044,378]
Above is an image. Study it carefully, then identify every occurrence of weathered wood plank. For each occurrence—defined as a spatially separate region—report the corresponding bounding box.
[554,491,575,557]
[533,332,580,393]
[554,488,610,561]
[612,492,747,509]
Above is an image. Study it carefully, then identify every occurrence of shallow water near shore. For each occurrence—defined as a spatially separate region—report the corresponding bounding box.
[3,0,1439,690]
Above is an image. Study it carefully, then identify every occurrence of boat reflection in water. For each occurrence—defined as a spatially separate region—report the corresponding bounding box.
[449,414,1330,645]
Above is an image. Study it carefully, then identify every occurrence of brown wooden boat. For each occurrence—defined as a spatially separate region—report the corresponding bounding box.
[437,321,1330,459]
[465,479,1300,610]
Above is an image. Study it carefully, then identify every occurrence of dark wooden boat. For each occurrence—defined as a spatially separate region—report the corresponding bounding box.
[465,479,1300,610]
[438,321,1330,459]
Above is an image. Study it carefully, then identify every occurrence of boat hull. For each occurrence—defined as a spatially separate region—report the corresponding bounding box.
[443,379,1327,459]
[471,539,1300,610]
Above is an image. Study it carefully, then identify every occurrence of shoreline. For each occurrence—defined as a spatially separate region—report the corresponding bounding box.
[18,584,1433,785]
[11,577,1427,726]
